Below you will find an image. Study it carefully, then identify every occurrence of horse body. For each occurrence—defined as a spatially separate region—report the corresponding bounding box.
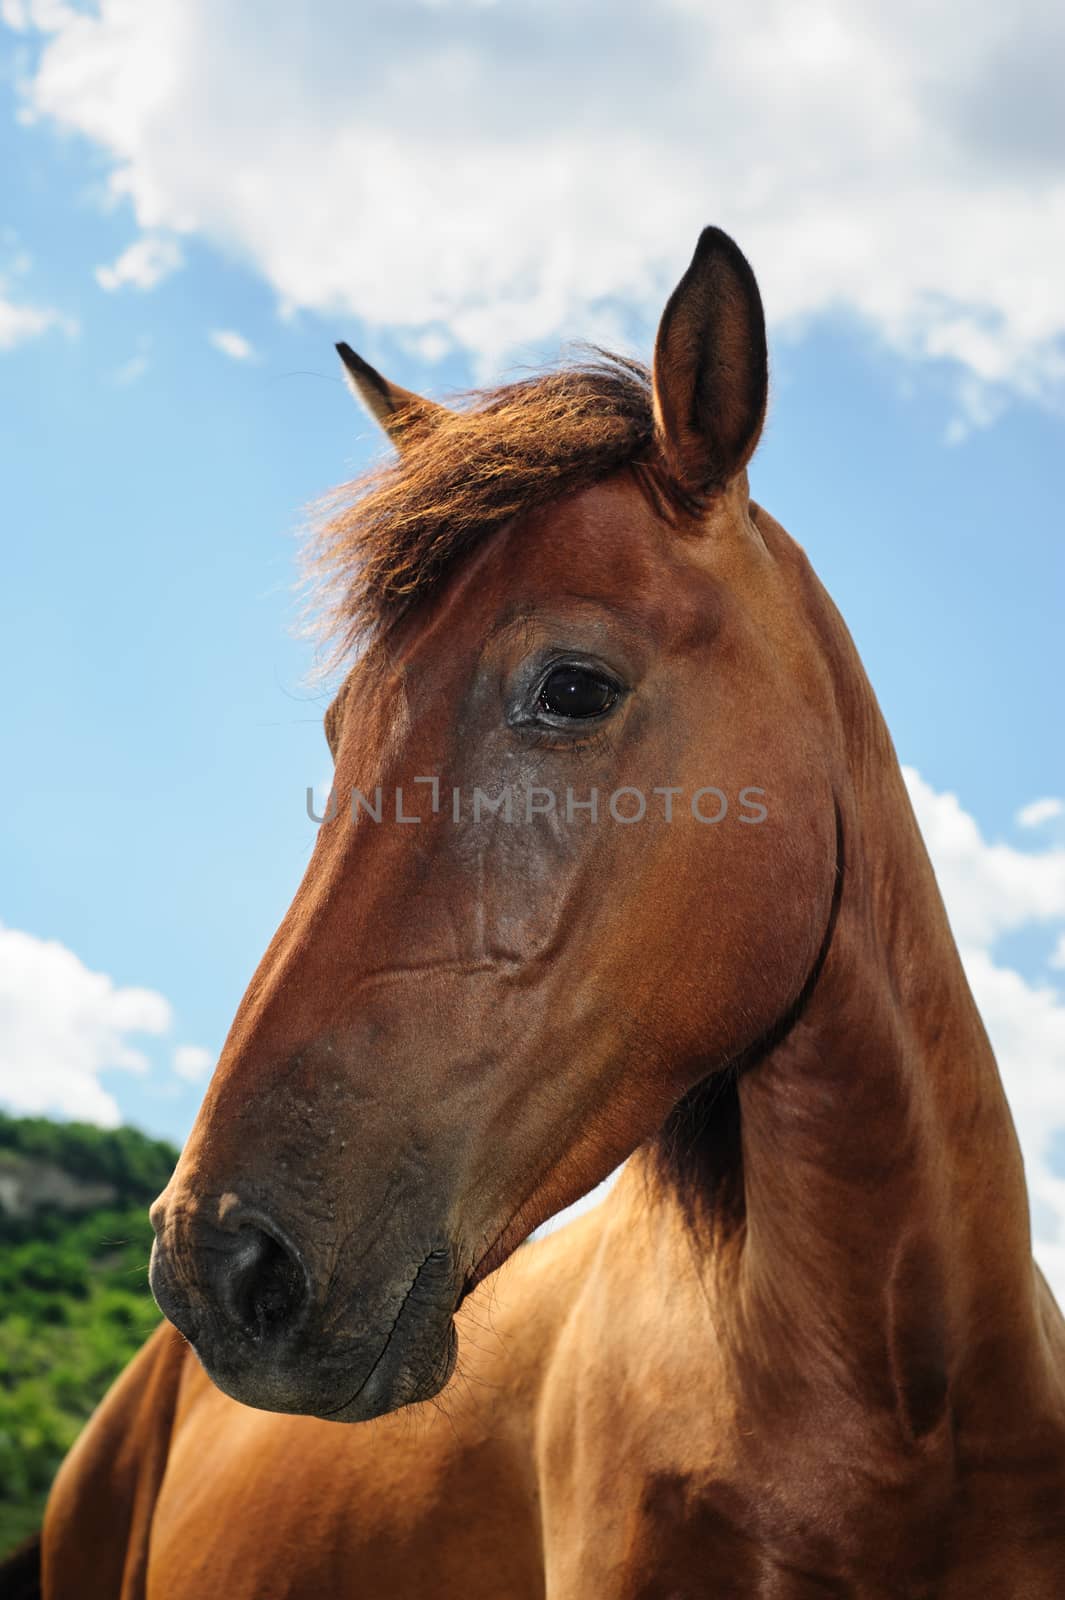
[45,1160,1065,1597]
[39,229,1065,1596]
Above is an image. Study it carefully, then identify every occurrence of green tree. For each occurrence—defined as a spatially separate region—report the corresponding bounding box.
[0,1115,178,1557]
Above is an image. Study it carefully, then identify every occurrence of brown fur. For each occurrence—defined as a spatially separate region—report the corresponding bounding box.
[40,228,1065,1599]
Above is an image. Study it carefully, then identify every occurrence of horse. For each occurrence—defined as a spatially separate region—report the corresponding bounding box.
[34,226,1065,1598]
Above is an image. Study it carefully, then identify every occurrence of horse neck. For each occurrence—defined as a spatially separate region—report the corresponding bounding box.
[652,574,1050,1447]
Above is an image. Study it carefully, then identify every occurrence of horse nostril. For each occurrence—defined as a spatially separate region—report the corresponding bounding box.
[149,1189,171,1237]
[216,1225,308,1340]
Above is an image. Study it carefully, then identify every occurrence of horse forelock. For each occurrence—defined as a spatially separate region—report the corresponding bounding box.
[303,349,690,668]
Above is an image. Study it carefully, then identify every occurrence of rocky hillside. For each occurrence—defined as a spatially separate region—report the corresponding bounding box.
[0,1113,178,1557]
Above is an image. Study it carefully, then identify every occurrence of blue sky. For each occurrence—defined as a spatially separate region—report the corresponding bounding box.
[1,2,1063,1279]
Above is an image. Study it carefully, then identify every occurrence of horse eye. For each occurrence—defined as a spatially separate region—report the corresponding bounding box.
[538,666,618,720]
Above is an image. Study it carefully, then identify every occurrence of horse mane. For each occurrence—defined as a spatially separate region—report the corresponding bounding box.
[305,350,689,662]
[654,1066,747,1238]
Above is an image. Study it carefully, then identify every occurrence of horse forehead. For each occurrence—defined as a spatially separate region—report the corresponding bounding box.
[374,473,725,691]
[514,476,667,580]
[496,476,710,626]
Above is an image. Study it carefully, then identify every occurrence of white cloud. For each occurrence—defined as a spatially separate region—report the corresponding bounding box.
[2,0,77,27]
[904,769,1065,1298]
[904,770,1065,949]
[0,922,172,1126]
[0,239,77,348]
[7,0,1065,417]
[1018,796,1065,829]
[208,327,254,361]
[95,234,182,292]
[109,331,152,385]
[172,1044,214,1082]
[0,287,76,349]
[112,351,149,385]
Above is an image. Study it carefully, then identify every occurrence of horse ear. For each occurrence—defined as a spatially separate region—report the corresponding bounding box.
[335,342,448,450]
[652,227,768,498]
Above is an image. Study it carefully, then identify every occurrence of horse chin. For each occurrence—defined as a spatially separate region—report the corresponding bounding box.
[184,1287,460,1425]
[314,1320,460,1423]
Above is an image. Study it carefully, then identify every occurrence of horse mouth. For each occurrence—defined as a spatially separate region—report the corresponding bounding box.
[154,1235,461,1423]
[315,1247,460,1422]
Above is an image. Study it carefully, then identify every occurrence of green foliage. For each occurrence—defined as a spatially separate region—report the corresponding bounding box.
[0,1110,176,1207]
[0,1115,178,1560]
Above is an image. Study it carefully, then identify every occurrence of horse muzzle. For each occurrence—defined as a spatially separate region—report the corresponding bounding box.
[148,1199,461,1422]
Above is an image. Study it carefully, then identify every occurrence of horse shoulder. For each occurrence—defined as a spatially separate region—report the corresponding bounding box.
[42,1323,190,1600]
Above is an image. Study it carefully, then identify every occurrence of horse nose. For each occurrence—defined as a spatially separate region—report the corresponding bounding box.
[151,1203,312,1345]
[206,1219,310,1340]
